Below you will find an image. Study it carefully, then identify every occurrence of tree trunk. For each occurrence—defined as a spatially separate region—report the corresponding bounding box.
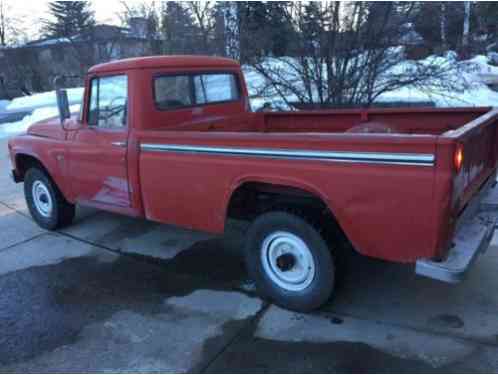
[224,3,240,59]
[440,3,447,49]
[0,0,6,47]
[462,2,471,51]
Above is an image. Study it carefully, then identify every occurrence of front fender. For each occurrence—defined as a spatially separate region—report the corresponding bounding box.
[9,135,72,202]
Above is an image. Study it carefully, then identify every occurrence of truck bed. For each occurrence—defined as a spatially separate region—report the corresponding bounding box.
[257,107,492,135]
[136,106,498,265]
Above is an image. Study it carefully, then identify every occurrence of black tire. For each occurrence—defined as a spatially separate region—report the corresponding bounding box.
[24,167,75,230]
[244,211,335,312]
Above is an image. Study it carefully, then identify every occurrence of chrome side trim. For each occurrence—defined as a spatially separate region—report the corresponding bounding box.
[140,143,435,166]
[111,141,127,148]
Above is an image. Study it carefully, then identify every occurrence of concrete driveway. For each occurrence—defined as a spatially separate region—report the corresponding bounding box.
[1,137,498,373]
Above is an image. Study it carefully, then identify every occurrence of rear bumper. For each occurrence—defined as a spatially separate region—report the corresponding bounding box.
[416,177,498,283]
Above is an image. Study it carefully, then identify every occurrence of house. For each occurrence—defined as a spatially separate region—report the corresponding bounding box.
[0,19,155,99]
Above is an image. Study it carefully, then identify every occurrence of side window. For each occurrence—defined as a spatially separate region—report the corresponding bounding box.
[154,75,192,110]
[88,75,128,128]
[193,74,239,104]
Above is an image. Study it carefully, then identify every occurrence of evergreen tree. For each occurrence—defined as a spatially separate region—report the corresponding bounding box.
[266,2,294,56]
[300,2,323,55]
[44,1,96,38]
[413,2,476,52]
[239,2,295,62]
[161,2,197,54]
[239,1,267,60]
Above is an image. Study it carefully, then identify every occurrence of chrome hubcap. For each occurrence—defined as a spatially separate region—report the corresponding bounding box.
[32,180,53,217]
[261,231,315,291]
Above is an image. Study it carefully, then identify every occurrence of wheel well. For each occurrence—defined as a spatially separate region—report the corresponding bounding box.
[226,181,350,247]
[15,154,50,182]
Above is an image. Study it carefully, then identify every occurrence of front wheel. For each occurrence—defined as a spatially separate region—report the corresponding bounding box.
[24,168,75,230]
[244,211,335,312]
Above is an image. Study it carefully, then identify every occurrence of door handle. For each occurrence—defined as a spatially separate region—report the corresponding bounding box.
[111,141,127,148]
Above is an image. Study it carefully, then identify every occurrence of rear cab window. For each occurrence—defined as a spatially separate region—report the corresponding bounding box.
[153,72,240,111]
[154,75,193,110]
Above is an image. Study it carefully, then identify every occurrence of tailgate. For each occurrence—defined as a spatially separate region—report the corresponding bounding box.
[448,108,498,213]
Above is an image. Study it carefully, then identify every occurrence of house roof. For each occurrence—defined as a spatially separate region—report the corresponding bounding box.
[24,24,144,48]
[25,37,72,47]
[88,55,240,74]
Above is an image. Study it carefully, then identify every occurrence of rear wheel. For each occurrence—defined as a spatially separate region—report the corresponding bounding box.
[244,211,335,312]
[24,168,75,230]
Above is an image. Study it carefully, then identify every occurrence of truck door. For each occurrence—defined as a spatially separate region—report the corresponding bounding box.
[69,74,131,207]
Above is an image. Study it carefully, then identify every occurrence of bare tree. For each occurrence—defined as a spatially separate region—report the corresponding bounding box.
[186,1,215,54]
[250,2,468,109]
[119,0,161,54]
[0,0,27,47]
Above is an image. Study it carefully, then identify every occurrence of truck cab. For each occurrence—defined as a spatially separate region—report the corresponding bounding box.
[12,56,249,218]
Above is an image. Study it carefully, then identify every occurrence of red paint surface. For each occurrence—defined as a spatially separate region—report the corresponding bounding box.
[8,56,498,263]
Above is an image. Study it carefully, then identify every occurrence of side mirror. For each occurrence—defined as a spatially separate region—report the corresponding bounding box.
[56,88,70,124]
[53,76,71,125]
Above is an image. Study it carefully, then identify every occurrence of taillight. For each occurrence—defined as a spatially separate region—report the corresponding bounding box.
[454,144,464,173]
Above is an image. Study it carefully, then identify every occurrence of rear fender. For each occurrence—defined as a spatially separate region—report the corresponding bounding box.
[223,174,350,237]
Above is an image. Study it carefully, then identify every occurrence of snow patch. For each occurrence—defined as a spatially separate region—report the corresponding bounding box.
[0,104,80,140]
[0,100,10,111]
[378,54,498,107]
[6,87,84,111]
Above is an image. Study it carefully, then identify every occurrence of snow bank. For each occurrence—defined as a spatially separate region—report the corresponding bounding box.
[6,87,84,111]
[469,55,498,76]
[0,104,80,140]
[244,53,498,109]
[0,100,9,111]
[377,55,498,107]
[377,82,498,107]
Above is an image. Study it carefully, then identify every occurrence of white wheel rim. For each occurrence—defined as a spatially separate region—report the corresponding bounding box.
[32,180,53,218]
[261,231,316,292]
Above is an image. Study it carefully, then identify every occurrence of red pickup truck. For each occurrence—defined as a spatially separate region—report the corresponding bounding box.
[7,56,498,311]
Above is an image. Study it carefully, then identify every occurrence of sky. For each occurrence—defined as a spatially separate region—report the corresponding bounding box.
[7,0,146,40]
